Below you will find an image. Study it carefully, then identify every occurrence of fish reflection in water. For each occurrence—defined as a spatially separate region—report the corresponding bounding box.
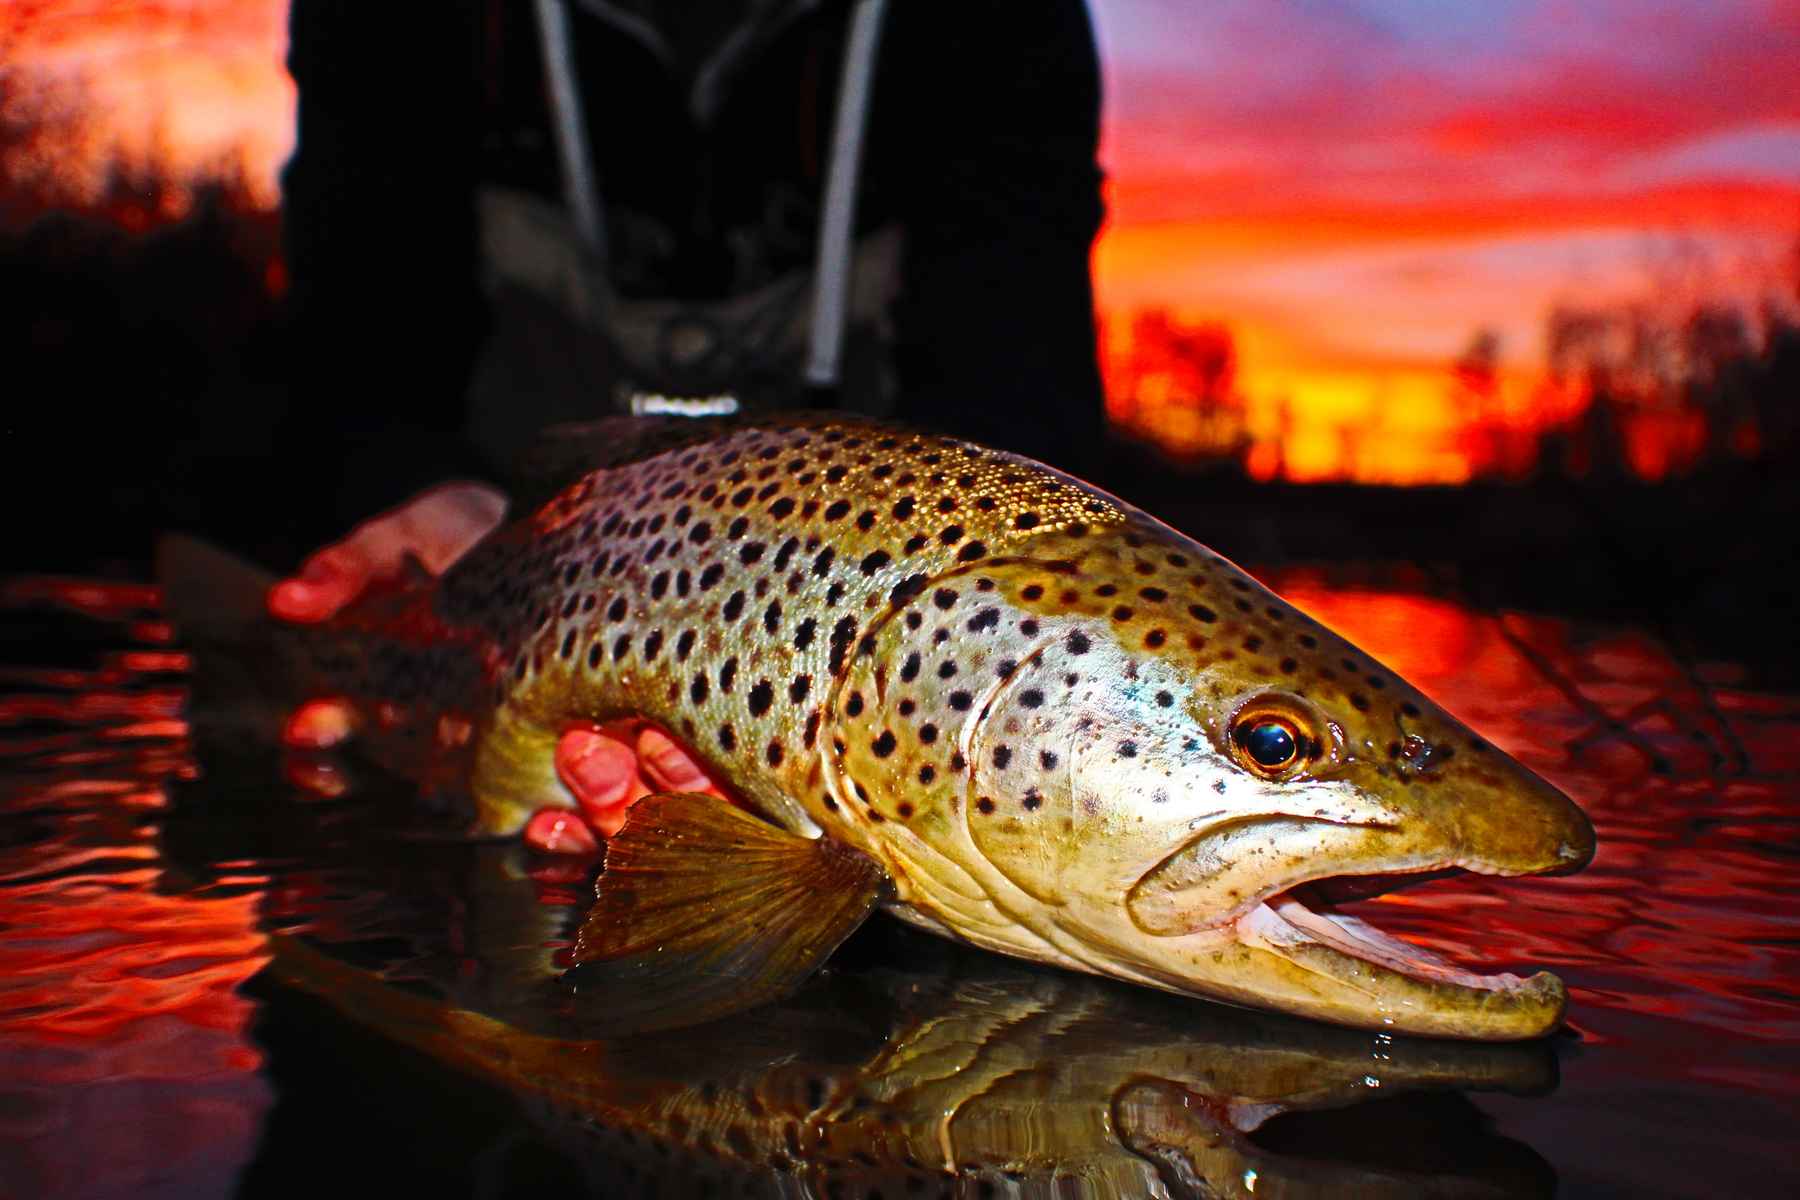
[264,863,1557,1200]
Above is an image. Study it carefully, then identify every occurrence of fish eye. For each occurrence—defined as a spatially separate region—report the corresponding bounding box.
[1226,693,1330,777]
[1242,721,1297,769]
[1229,710,1312,776]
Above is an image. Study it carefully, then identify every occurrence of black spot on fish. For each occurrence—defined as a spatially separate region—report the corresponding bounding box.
[892,496,916,519]
[845,692,864,717]
[723,591,746,621]
[860,550,891,576]
[676,629,696,660]
[1020,689,1045,708]
[719,657,738,693]
[1189,604,1217,623]
[957,541,988,563]
[794,618,817,650]
[967,607,1000,632]
[1040,750,1058,769]
[872,731,897,757]
[1118,741,1137,758]
[994,746,1011,769]
[718,724,736,751]
[612,633,631,661]
[643,631,663,660]
[607,596,628,622]
[789,674,811,703]
[813,548,835,576]
[919,723,939,744]
[739,542,765,564]
[1066,631,1091,655]
[689,522,711,544]
[824,500,851,521]
[748,680,773,716]
[889,573,927,606]
[900,653,921,682]
[949,691,973,710]
[699,564,724,590]
[976,796,995,814]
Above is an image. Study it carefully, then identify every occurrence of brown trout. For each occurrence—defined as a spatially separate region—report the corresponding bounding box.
[162,414,1594,1040]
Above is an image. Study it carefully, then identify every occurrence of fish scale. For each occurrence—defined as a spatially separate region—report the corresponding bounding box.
[232,413,1594,1039]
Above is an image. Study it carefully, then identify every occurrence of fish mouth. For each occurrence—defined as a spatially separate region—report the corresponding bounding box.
[1220,862,1572,1039]
[1249,869,1532,994]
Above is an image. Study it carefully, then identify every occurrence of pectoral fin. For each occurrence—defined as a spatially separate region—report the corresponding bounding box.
[568,793,885,1031]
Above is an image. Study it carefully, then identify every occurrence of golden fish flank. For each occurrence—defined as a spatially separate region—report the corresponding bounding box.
[432,417,1594,1040]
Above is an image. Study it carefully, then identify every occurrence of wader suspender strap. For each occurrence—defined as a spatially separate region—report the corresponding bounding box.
[533,0,608,261]
[531,0,888,392]
[803,0,888,389]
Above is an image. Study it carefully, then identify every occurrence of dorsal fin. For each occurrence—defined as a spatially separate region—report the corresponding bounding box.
[506,416,736,510]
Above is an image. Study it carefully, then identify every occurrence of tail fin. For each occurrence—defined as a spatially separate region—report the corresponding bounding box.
[155,534,277,640]
[155,534,295,737]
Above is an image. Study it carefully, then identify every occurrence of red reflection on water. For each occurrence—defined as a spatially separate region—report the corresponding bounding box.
[0,579,270,1197]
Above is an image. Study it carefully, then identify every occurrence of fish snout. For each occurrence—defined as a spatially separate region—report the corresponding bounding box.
[1381,747,1595,880]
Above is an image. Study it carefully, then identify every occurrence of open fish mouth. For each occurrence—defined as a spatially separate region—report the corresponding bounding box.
[1214,861,1572,1039]
[1248,869,1533,995]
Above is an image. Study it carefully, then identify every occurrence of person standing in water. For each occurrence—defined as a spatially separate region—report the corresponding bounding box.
[273,1,1110,842]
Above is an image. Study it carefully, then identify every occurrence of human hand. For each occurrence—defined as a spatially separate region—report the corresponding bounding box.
[525,724,730,854]
[268,481,509,623]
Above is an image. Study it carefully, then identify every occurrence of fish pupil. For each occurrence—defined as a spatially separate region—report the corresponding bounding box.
[1244,722,1296,768]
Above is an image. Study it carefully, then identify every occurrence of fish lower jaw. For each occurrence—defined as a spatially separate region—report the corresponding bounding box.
[1245,893,1526,995]
[1229,886,1570,1040]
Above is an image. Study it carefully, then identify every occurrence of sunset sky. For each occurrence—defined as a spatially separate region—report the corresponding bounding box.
[3,1,1797,478]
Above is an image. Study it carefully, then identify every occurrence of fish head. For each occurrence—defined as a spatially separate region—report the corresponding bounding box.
[839,530,1593,1040]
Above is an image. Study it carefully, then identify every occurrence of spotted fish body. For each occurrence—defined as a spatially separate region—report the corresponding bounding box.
[286,415,1595,1039]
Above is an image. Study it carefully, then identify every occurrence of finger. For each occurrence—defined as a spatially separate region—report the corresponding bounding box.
[589,771,652,838]
[282,698,355,748]
[269,545,374,623]
[524,807,599,855]
[399,483,509,574]
[637,726,723,796]
[555,730,639,823]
